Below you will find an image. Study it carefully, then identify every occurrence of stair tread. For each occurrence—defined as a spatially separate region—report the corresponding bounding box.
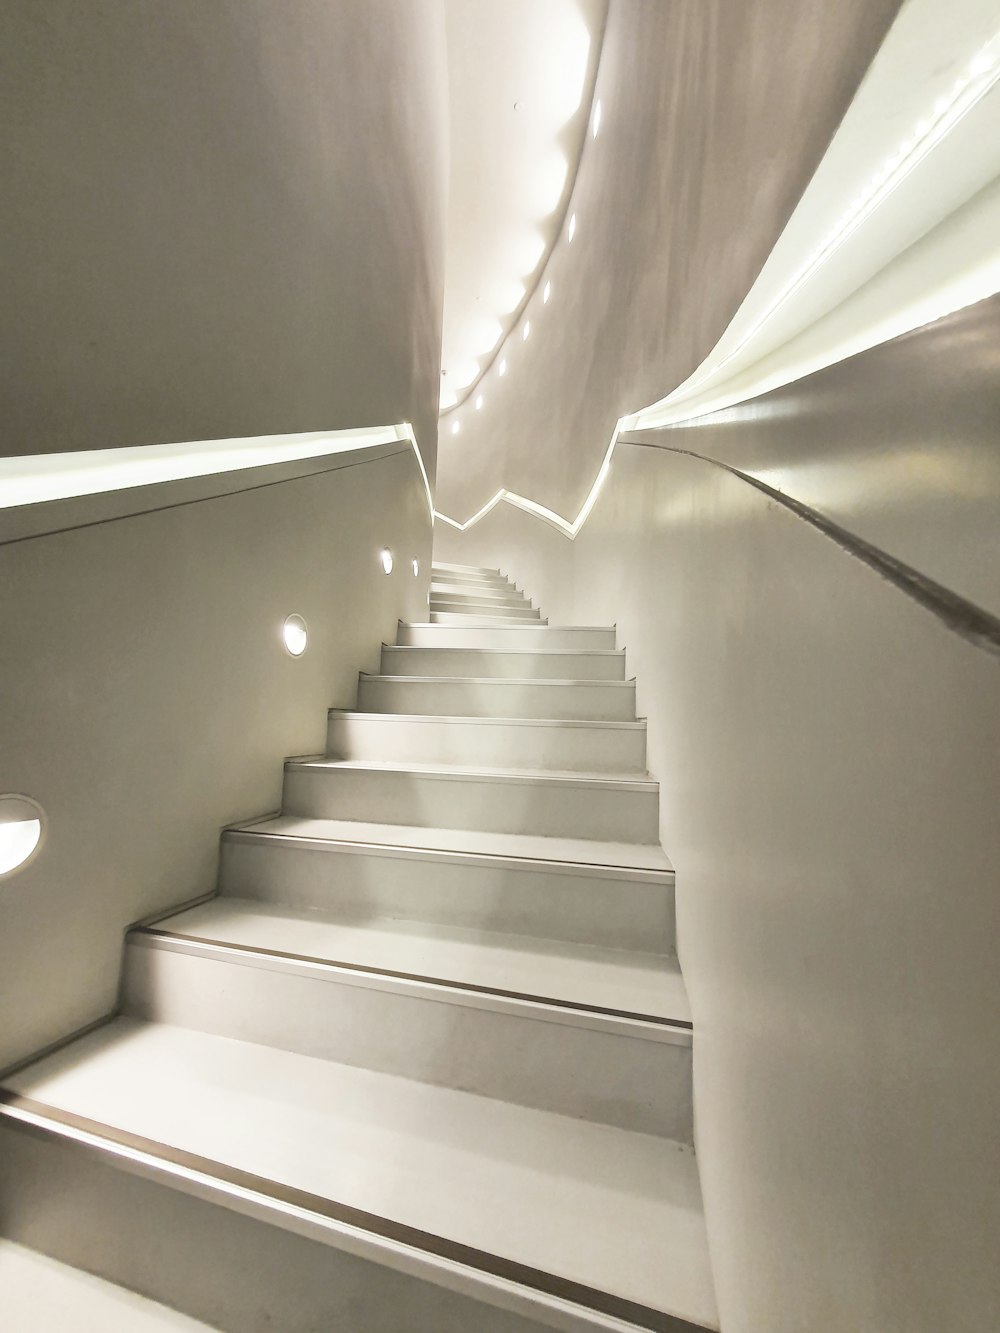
[401,622,615,630]
[238,814,673,871]
[151,898,690,1023]
[6,1019,717,1326]
[292,758,654,787]
[330,709,646,729]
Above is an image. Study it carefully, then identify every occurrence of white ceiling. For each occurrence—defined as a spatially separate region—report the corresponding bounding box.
[440,0,607,412]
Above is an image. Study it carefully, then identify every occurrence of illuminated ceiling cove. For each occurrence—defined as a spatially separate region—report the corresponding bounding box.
[439,0,607,413]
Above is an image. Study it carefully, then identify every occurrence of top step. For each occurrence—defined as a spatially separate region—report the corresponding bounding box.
[432,562,502,576]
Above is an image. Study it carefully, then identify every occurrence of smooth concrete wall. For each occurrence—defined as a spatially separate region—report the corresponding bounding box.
[434,298,1000,1327]
[0,0,447,475]
[0,451,431,1071]
[435,0,901,521]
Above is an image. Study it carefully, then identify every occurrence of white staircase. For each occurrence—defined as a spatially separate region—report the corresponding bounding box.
[0,564,718,1332]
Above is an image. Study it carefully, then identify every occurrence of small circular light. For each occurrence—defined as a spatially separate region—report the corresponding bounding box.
[543,281,551,304]
[475,394,484,411]
[499,359,507,377]
[412,559,419,577]
[0,795,45,879]
[568,213,577,242]
[592,99,602,138]
[282,614,308,657]
[380,549,394,575]
[452,420,461,435]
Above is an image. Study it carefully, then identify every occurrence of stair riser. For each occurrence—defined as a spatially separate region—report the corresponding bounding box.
[429,612,549,626]
[397,625,615,649]
[430,578,516,594]
[0,1122,559,1333]
[431,585,524,604]
[432,563,503,577]
[379,649,625,681]
[219,835,675,953]
[429,601,540,619]
[123,942,691,1141]
[357,677,636,721]
[327,714,647,773]
[283,768,659,844]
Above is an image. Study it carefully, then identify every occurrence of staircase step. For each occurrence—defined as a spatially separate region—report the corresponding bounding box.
[397,622,615,648]
[357,675,637,720]
[429,600,541,619]
[432,562,503,576]
[283,760,660,844]
[379,645,626,680]
[429,611,549,626]
[430,585,528,606]
[122,900,690,1136]
[430,578,517,597]
[327,710,647,772]
[1,1022,718,1330]
[220,819,675,953]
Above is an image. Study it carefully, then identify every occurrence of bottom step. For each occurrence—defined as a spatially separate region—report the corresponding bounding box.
[1,1020,719,1332]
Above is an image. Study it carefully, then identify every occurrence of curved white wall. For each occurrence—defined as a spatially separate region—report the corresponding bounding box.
[0,0,447,476]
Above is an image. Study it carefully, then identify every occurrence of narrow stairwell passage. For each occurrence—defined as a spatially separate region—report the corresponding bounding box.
[0,564,718,1332]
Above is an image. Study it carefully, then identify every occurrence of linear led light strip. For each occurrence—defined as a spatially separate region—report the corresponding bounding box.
[1,423,435,525]
[438,25,1000,538]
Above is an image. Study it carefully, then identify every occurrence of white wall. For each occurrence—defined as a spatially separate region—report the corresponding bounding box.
[434,298,1000,1331]
[0,0,447,476]
[1,449,431,1071]
[436,0,901,521]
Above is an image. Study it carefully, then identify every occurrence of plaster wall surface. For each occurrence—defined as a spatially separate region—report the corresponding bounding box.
[436,0,901,519]
[0,0,447,475]
[0,450,431,1071]
[434,298,1000,1329]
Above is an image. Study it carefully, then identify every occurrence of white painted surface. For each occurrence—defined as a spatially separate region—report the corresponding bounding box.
[7,1019,718,1327]
[151,897,688,1022]
[380,646,626,679]
[0,1240,215,1332]
[357,675,636,720]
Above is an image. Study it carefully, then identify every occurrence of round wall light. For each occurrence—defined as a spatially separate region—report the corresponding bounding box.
[568,213,577,242]
[282,614,308,657]
[0,795,45,879]
[412,558,419,577]
[380,549,394,575]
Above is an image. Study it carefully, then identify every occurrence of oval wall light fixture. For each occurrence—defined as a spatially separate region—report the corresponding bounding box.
[522,321,531,341]
[475,394,484,411]
[0,795,45,878]
[451,421,461,435]
[498,359,508,377]
[282,614,308,657]
[568,213,577,242]
[543,281,551,304]
[380,549,394,575]
[592,98,602,138]
[412,558,419,577]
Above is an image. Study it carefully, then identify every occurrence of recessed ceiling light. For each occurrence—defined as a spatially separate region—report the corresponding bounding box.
[282,614,308,657]
[543,281,551,304]
[568,213,577,242]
